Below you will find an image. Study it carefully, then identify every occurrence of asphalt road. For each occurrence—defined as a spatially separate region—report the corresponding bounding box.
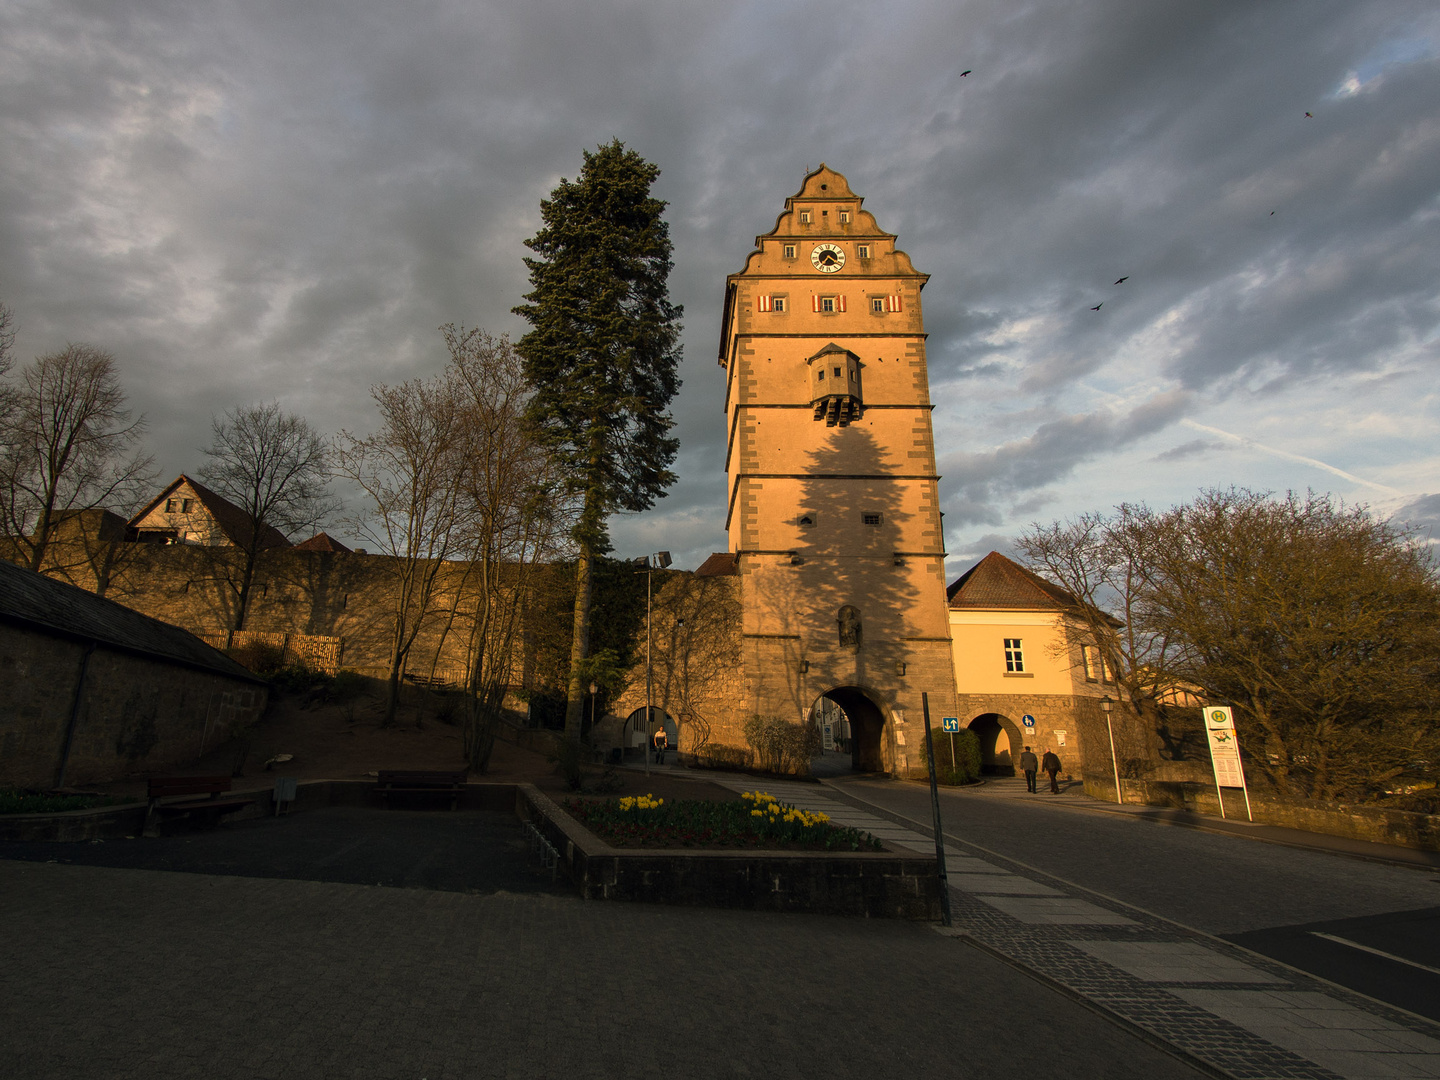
[833,776,1440,1022]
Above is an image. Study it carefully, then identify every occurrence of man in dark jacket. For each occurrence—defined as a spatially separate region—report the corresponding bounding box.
[1019,746,1039,793]
[1042,749,1062,794]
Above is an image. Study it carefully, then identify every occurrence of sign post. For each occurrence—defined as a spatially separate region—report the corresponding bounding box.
[1203,706,1253,822]
[922,693,952,927]
[942,717,960,772]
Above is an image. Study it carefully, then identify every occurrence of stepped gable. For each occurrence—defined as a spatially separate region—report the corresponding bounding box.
[694,552,738,577]
[946,551,1080,610]
[129,474,293,550]
[0,559,264,682]
[295,532,352,553]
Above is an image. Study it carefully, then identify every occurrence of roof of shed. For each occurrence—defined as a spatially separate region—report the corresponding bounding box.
[0,559,265,683]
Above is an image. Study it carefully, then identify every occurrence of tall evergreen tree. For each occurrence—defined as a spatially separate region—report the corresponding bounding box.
[514,140,682,738]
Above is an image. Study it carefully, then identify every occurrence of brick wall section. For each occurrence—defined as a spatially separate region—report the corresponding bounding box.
[0,621,267,788]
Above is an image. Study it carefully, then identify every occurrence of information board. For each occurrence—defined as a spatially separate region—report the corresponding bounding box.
[1204,705,1253,820]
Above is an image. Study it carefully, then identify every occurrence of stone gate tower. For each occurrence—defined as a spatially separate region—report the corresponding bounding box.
[718,165,956,775]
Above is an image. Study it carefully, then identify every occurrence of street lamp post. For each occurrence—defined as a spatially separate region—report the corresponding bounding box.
[636,551,671,777]
[1101,696,1122,805]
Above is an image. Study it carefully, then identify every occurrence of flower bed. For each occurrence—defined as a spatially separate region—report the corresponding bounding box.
[563,790,884,851]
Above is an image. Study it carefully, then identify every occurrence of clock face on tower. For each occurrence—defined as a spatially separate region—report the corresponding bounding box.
[810,243,845,273]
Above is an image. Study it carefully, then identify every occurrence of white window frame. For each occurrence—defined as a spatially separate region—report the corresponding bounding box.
[857,244,870,259]
[772,296,786,312]
[838,210,850,224]
[799,210,812,225]
[1004,638,1025,673]
[783,243,796,259]
[871,297,885,314]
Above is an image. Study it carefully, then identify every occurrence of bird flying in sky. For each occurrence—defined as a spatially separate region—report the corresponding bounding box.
[960,70,972,77]
[1114,277,1128,284]
[1305,112,1313,118]
[1091,303,1103,311]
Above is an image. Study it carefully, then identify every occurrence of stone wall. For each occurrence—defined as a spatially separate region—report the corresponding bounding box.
[0,621,268,789]
[7,535,535,685]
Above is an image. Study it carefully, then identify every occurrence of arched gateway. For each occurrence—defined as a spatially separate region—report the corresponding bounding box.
[812,686,889,773]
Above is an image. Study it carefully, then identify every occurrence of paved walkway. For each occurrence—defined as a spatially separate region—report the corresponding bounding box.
[1,832,1204,1080]
[705,774,1440,1080]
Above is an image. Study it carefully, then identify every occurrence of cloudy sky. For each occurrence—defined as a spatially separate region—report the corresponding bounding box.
[2,0,1437,575]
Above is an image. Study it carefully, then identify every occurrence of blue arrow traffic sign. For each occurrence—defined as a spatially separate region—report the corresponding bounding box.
[941,717,960,732]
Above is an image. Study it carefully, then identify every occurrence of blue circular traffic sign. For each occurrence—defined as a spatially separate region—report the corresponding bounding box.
[1022,714,1036,727]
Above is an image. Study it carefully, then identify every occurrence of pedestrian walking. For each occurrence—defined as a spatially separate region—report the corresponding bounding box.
[1019,746,1039,793]
[652,727,668,765]
[1042,749,1062,794]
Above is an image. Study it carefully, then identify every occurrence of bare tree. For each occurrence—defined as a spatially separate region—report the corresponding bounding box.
[1016,507,1177,773]
[199,402,338,635]
[1022,489,1440,801]
[1143,489,1440,801]
[442,325,572,770]
[1,344,153,572]
[335,371,468,726]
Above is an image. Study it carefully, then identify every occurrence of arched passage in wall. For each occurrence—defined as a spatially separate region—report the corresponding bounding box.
[623,707,676,750]
[968,712,1023,775]
[816,686,888,773]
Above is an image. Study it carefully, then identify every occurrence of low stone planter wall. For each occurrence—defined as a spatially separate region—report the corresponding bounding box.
[516,785,941,920]
[1084,777,1440,852]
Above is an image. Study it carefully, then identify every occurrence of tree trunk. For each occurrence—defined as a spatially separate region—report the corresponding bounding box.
[563,540,593,739]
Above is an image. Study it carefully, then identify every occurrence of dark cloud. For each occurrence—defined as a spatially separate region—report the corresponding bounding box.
[938,390,1192,526]
[1152,439,1225,463]
[0,0,1434,557]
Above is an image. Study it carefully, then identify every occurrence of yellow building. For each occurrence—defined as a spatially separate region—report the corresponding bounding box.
[716,164,957,775]
[947,551,1115,777]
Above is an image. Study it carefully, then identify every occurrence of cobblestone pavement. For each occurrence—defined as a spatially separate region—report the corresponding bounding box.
[712,776,1440,1080]
[0,858,1206,1080]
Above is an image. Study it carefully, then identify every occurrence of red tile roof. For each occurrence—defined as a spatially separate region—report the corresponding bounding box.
[946,551,1080,610]
[694,552,738,577]
[129,475,293,550]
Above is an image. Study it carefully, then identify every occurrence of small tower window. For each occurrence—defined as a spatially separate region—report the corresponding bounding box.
[839,211,850,224]
[821,297,835,313]
[862,512,882,526]
[783,244,796,259]
[857,244,870,258]
[798,514,817,529]
[817,369,825,380]
[799,211,811,224]
[871,298,885,313]
[772,297,785,312]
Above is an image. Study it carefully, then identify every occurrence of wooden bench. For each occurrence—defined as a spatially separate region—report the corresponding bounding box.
[374,770,468,810]
[143,775,254,836]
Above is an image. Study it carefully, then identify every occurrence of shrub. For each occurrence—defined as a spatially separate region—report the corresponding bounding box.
[692,743,751,771]
[227,641,288,677]
[0,790,125,815]
[743,716,822,776]
[918,727,981,785]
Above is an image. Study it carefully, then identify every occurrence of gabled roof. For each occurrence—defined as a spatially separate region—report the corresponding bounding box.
[0,560,265,683]
[947,551,1082,611]
[294,532,352,553]
[129,475,292,550]
[694,552,738,577]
